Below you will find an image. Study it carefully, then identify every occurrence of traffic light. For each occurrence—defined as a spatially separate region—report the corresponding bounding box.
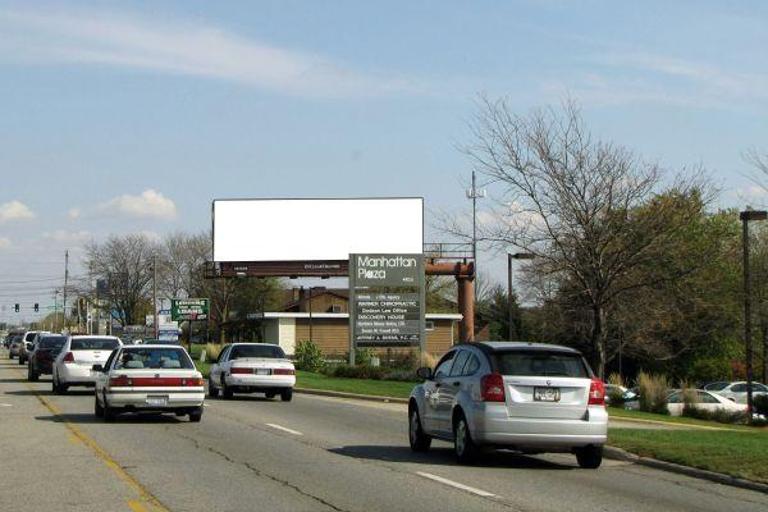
[14,303,19,312]
[34,303,39,312]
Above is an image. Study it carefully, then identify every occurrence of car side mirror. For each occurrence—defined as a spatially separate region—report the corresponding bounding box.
[92,364,104,373]
[416,367,433,380]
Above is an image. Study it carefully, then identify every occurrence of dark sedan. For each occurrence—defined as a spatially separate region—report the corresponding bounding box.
[28,334,67,381]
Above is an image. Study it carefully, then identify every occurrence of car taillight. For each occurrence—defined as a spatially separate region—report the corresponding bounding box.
[181,378,205,387]
[588,378,606,406]
[62,352,75,363]
[481,373,506,402]
[273,368,295,375]
[109,375,132,387]
[230,367,252,374]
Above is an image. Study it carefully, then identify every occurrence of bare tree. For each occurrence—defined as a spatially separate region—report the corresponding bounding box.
[86,234,160,326]
[463,97,708,377]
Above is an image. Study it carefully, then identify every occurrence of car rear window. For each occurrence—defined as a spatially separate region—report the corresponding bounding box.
[230,344,285,359]
[493,350,590,378]
[704,382,729,391]
[114,348,194,370]
[38,336,66,349]
[71,338,120,350]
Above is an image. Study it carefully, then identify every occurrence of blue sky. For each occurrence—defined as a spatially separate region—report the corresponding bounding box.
[1,1,767,322]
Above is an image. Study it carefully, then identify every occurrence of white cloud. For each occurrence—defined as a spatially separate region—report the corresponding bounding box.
[42,230,91,245]
[0,8,420,98]
[99,189,177,219]
[68,208,81,220]
[0,237,11,249]
[0,200,35,223]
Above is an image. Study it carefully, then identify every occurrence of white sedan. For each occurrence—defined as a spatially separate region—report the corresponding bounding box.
[666,389,747,416]
[93,345,205,422]
[208,343,296,401]
[710,381,768,404]
[52,335,123,393]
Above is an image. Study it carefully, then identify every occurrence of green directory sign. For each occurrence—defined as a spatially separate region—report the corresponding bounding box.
[171,298,210,321]
[349,254,425,352]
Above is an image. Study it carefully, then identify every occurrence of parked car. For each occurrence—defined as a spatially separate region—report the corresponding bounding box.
[702,381,731,392]
[408,342,607,467]
[711,381,768,403]
[8,334,24,359]
[604,384,637,405]
[52,335,123,393]
[208,343,296,401]
[666,389,747,416]
[93,344,205,421]
[27,334,67,381]
[18,330,49,364]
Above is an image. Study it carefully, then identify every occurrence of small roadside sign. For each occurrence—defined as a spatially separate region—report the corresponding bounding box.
[171,298,210,321]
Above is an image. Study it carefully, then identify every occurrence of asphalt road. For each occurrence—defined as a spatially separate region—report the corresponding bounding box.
[1,356,767,512]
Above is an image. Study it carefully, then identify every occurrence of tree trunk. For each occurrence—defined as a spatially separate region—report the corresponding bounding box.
[591,304,607,379]
[762,322,768,384]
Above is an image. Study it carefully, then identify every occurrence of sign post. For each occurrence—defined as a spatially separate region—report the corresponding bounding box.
[171,299,210,351]
[349,254,425,365]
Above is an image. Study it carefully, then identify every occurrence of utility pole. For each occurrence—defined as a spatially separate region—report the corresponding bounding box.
[153,255,159,339]
[467,170,485,299]
[62,250,69,332]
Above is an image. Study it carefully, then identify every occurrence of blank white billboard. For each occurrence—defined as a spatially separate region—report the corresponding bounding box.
[213,198,423,262]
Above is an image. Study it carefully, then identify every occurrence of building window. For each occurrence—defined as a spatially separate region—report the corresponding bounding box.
[425,321,435,331]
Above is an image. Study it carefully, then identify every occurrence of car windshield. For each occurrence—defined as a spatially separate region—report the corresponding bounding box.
[704,382,729,391]
[71,338,120,350]
[38,336,66,349]
[114,348,194,370]
[230,344,285,359]
[493,350,590,378]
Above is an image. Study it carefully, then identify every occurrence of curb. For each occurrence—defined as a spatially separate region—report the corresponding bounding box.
[603,446,768,494]
[606,414,735,431]
[294,387,409,404]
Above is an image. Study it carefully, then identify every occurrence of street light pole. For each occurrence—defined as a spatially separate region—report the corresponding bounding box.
[507,253,535,341]
[740,209,767,423]
[467,171,486,293]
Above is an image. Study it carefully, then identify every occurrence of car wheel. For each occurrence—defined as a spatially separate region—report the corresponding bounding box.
[208,376,218,399]
[221,377,234,400]
[575,445,603,469]
[280,388,293,402]
[188,406,203,423]
[454,412,479,464]
[94,395,104,418]
[18,356,25,365]
[28,365,39,382]
[103,403,117,422]
[408,406,432,452]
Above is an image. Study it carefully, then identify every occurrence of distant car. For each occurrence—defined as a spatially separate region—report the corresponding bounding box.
[52,335,123,393]
[208,343,296,401]
[137,338,181,346]
[604,384,637,405]
[8,334,24,359]
[711,381,768,404]
[408,342,607,468]
[18,330,49,364]
[93,344,205,422]
[27,334,67,381]
[666,389,747,416]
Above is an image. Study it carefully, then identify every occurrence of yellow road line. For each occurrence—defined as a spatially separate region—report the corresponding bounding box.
[17,370,169,512]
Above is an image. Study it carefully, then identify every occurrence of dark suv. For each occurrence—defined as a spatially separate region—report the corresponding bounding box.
[28,334,67,381]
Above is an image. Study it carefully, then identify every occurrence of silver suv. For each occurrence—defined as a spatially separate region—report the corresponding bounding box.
[408,342,607,468]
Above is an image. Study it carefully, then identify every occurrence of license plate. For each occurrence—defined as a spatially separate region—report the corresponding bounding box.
[146,396,168,407]
[255,369,270,376]
[534,387,561,402]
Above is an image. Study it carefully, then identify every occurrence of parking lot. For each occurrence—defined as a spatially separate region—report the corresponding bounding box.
[1,353,766,512]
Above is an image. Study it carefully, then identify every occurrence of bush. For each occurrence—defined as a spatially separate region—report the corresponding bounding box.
[607,373,627,406]
[682,405,748,425]
[754,394,768,417]
[204,343,222,362]
[295,339,325,372]
[324,364,385,380]
[354,348,375,366]
[637,371,669,415]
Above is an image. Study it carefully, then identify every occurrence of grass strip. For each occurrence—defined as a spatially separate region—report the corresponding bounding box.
[609,428,768,484]
[296,371,414,398]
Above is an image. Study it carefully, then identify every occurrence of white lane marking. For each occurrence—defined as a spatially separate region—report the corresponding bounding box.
[416,472,496,498]
[0,403,12,407]
[265,423,303,436]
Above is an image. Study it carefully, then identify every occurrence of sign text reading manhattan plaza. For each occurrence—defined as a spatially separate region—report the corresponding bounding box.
[356,255,419,281]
